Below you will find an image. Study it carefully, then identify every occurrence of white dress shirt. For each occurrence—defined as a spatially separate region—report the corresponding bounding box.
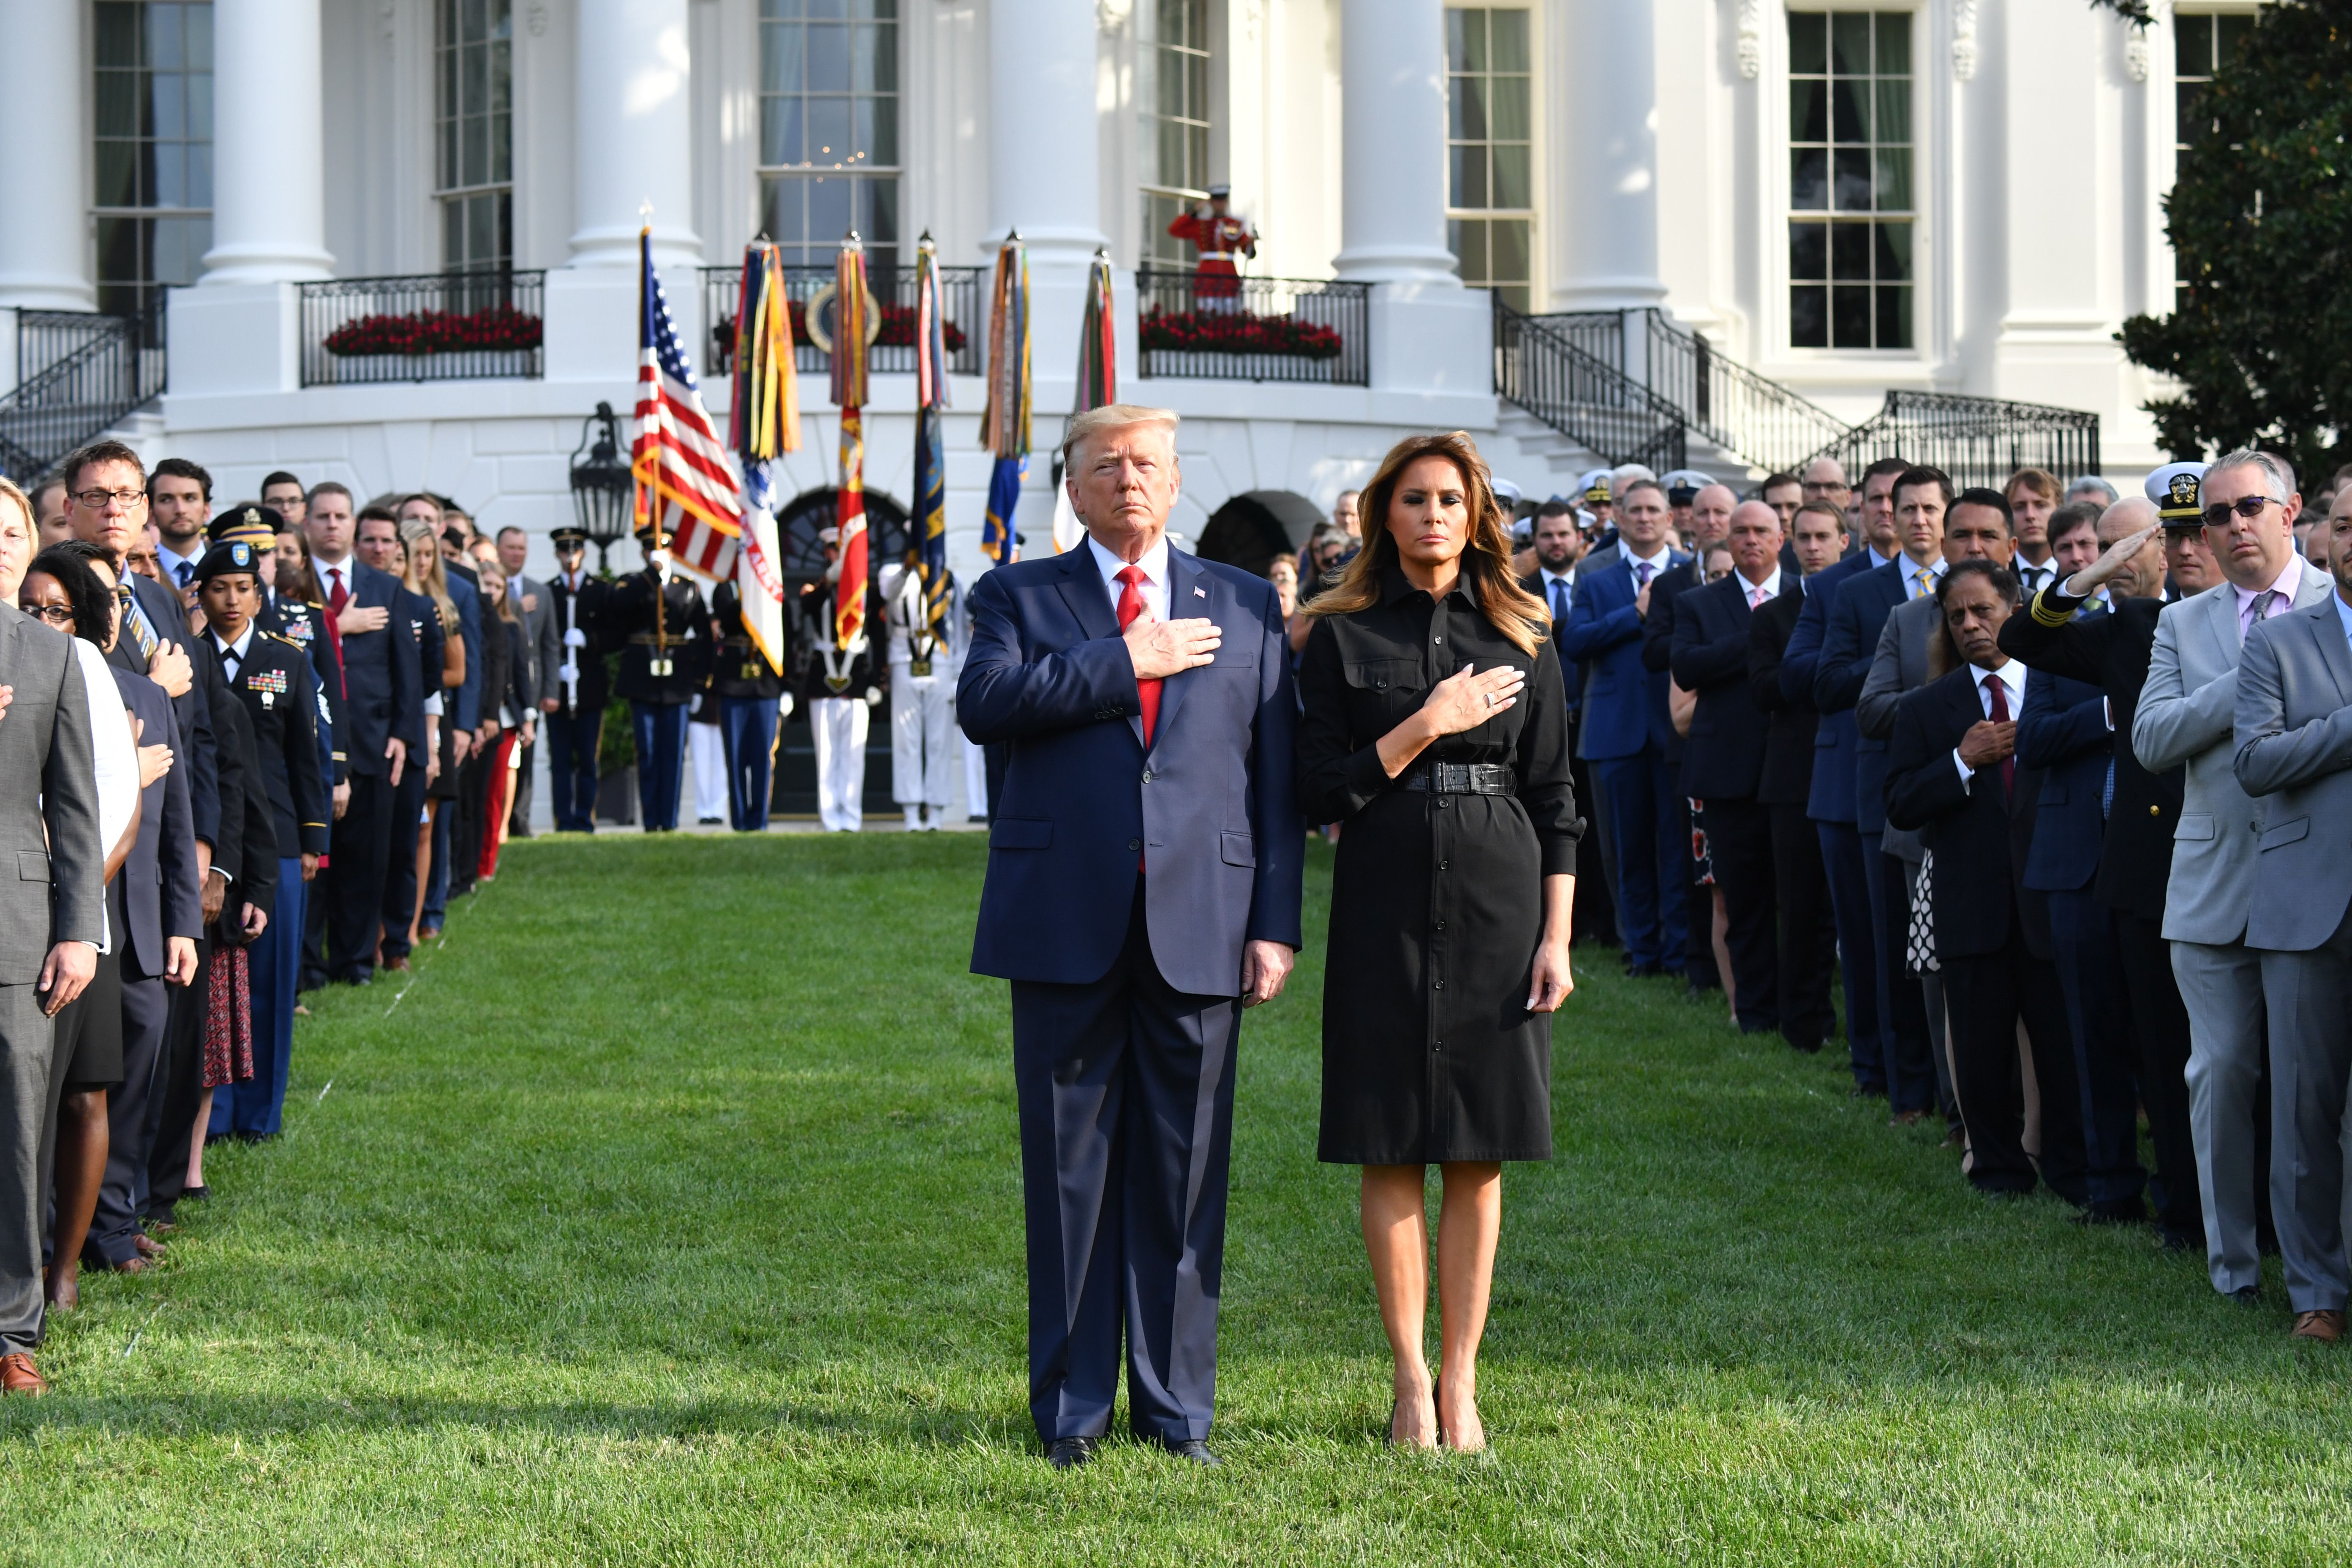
[157,540,204,593]
[73,638,139,955]
[1537,567,1575,621]
[1738,566,1783,608]
[1622,541,1672,587]
[1953,655,2029,789]
[1086,533,1170,626]
[1897,554,1946,601]
[211,622,257,674]
[2232,551,2306,643]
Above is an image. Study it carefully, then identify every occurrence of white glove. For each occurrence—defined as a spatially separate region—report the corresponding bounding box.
[689,693,704,716]
[563,627,588,648]
[779,693,795,719]
[558,661,579,683]
[864,686,883,706]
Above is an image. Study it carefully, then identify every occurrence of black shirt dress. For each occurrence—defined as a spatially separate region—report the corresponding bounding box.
[1297,568,1581,1165]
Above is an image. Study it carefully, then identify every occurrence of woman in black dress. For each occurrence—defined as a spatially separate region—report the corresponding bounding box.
[1297,430,1579,1453]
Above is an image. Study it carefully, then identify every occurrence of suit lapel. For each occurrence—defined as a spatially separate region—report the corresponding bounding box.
[1148,550,1209,754]
[2300,599,2352,706]
[1051,545,1143,747]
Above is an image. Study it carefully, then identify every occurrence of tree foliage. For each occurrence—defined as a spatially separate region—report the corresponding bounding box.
[2117,1,2352,472]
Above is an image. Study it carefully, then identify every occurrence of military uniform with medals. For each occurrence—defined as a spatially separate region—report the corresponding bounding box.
[607,539,710,832]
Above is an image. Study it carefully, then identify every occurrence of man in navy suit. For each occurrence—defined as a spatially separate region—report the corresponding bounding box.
[1559,478,1687,977]
[1780,456,1907,1092]
[1816,464,1950,1106]
[1671,501,1788,1032]
[958,405,1303,1471]
[305,483,422,984]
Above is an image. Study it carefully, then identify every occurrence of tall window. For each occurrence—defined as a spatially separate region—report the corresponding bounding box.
[93,0,212,319]
[1446,7,1532,308]
[760,0,900,276]
[1140,0,1213,272]
[437,0,513,273]
[1787,10,1912,350]
[2173,9,2254,311]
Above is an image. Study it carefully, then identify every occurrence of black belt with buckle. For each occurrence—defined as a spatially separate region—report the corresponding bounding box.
[1406,762,1514,796]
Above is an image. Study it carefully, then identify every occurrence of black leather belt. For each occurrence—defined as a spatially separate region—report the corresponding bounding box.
[1405,762,1514,796]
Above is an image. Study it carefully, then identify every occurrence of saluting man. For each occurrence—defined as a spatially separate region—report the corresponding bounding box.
[542,526,611,832]
[792,527,879,833]
[1166,185,1256,302]
[607,525,709,833]
[879,556,964,830]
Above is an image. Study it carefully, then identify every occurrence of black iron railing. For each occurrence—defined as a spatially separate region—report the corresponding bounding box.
[1640,309,1853,475]
[1135,270,1370,386]
[700,264,983,379]
[1492,299,1686,471]
[1807,389,2102,492]
[1528,310,1626,374]
[298,271,546,387]
[0,300,167,480]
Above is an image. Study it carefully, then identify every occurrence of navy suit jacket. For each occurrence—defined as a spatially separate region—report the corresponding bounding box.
[1816,560,1911,834]
[112,667,201,981]
[958,544,1304,997]
[327,558,424,774]
[446,572,484,733]
[1783,548,1884,824]
[2017,664,2112,894]
[1670,572,1780,800]
[1558,550,1685,761]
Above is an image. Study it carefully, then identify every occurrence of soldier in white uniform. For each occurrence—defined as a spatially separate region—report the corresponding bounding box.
[878,559,964,830]
[793,528,878,833]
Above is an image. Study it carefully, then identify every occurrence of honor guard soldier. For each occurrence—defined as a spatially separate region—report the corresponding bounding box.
[194,537,327,1139]
[879,557,964,831]
[543,526,612,831]
[607,526,710,832]
[709,576,792,832]
[1165,184,1257,302]
[792,526,879,832]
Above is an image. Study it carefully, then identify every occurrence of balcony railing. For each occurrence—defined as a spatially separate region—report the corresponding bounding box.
[700,264,983,380]
[297,271,546,387]
[1808,389,2103,492]
[1134,270,1369,386]
[0,301,167,480]
[1492,299,1686,471]
[1640,309,1853,476]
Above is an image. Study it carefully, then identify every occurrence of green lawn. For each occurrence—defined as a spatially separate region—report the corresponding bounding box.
[8,834,2348,1565]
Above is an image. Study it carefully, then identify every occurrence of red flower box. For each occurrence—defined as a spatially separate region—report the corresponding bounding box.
[1140,308,1343,360]
[323,305,544,357]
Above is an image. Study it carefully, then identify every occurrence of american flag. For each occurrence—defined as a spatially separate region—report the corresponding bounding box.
[633,229,742,580]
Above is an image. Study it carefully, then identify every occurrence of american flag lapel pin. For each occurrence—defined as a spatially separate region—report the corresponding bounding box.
[1193,586,1206,598]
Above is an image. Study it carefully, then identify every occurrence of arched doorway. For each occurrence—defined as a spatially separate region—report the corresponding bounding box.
[771,486,912,819]
[1195,490,1326,578]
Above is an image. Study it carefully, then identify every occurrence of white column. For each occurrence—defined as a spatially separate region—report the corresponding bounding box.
[986,0,1107,269]
[0,0,93,309]
[1332,0,1457,283]
[571,0,702,267]
[1550,0,1664,310]
[201,0,333,283]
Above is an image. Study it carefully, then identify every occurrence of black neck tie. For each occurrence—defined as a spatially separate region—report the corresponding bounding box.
[220,641,241,680]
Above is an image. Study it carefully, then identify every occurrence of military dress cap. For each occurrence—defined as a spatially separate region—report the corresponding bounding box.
[1661,468,1712,505]
[208,504,284,547]
[551,525,589,548]
[818,525,841,544]
[1577,467,1613,503]
[1206,184,1230,199]
[193,538,266,582]
[2145,461,2209,525]
[1491,476,1523,512]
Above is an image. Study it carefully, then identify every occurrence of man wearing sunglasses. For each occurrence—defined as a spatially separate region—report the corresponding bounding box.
[2135,449,2333,1321]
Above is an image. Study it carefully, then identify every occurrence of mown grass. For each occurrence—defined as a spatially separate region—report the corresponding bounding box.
[5,833,2345,1565]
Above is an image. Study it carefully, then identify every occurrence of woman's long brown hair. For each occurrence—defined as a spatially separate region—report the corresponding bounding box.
[1301,430,1551,655]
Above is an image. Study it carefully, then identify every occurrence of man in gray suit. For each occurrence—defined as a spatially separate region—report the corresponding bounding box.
[495,526,561,837]
[0,570,105,1396]
[2232,488,2352,1342]
[2134,449,2333,1307]
[1856,487,2020,1130]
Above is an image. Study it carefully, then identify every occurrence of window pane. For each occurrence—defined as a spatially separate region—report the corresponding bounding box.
[1459,7,1486,72]
[763,22,803,92]
[1874,220,1911,282]
[151,71,185,139]
[806,95,851,162]
[188,68,212,140]
[153,142,185,207]
[1791,148,1827,211]
[1875,79,1909,147]
[2217,14,2253,61]
[1789,220,1827,282]
[1875,284,1911,349]
[2175,12,2210,75]
[1491,144,1529,210]
[1489,218,1530,284]
[1833,147,1872,212]
[96,4,140,67]
[153,214,209,286]
[1788,11,1826,76]
[1830,285,1871,347]
[1454,75,1489,140]
[1451,144,1487,209]
[95,140,139,208]
[1489,74,1529,141]
[807,22,848,89]
[1791,285,1828,348]
[1831,78,1867,144]
[1446,7,1471,71]
[1830,222,1870,280]
[147,3,183,69]
[96,73,139,137]
[763,97,802,164]
[865,97,898,166]
[1874,147,1910,212]
[1489,8,1527,72]
[1790,79,1825,144]
[809,174,852,243]
[1452,218,1488,284]
[186,142,211,207]
[860,22,896,92]
[1829,12,1868,76]
[1873,10,1908,76]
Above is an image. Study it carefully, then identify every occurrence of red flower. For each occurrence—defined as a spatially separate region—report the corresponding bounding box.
[324,305,544,357]
[1138,308,1342,360]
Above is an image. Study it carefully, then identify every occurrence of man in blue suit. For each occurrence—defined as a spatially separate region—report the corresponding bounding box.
[2016,505,2147,1222]
[305,484,422,984]
[958,405,1303,1471]
[1815,464,1949,1101]
[1780,456,1906,1092]
[1560,478,1687,977]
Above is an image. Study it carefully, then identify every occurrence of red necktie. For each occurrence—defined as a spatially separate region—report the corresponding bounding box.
[1116,566,1161,746]
[1982,671,2015,798]
[328,566,350,616]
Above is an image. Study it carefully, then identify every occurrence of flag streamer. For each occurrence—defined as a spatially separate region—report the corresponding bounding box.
[730,240,799,673]
[831,237,875,650]
[1054,249,1119,554]
[913,234,952,641]
[979,234,1031,565]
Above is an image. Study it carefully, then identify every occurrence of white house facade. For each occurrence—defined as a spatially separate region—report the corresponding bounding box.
[0,0,2241,580]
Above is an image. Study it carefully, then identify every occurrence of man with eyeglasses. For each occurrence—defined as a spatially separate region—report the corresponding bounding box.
[1800,457,1852,514]
[2135,449,2333,1318]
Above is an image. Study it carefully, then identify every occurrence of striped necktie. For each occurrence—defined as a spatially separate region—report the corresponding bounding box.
[117,584,161,664]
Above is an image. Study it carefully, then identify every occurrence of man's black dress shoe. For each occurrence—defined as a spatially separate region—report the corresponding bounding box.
[1145,1435,1221,1467]
[1043,1437,1097,1470]
[1623,960,1663,979]
[2231,1285,2261,1306]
